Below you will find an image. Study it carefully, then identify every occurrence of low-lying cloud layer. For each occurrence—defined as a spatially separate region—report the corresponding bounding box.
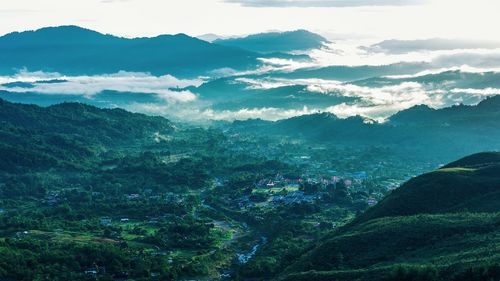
[235,70,500,121]
[126,102,320,122]
[2,41,500,123]
[365,39,500,54]
[237,78,437,120]
[306,42,500,69]
[0,71,201,103]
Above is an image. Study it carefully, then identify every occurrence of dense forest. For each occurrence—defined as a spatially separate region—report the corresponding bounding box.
[0,98,498,280]
[0,99,367,280]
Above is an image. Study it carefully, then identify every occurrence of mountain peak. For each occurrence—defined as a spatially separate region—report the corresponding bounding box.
[0,25,259,77]
[4,25,104,37]
[0,25,119,46]
[442,151,500,169]
[214,29,328,53]
[388,104,435,124]
[476,95,500,111]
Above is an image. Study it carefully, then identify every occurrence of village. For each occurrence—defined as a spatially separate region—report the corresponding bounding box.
[0,120,441,281]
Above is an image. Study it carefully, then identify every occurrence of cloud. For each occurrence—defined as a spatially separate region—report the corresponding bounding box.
[384,65,500,79]
[105,66,500,122]
[303,81,450,120]
[237,77,433,108]
[129,103,321,122]
[0,70,202,103]
[201,106,318,121]
[235,77,442,119]
[234,76,500,120]
[207,67,239,77]
[450,88,500,96]
[3,65,499,123]
[323,85,500,120]
[365,38,500,54]
[295,41,500,72]
[225,0,423,7]
[236,77,304,89]
[433,52,500,68]
[325,101,424,122]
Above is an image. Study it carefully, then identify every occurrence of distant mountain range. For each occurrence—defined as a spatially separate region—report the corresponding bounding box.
[251,62,430,81]
[364,38,500,53]
[185,77,355,111]
[214,29,328,53]
[388,95,500,125]
[196,33,237,43]
[229,96,500,162]
[279,152,500,281]
[0,26,262,77]
[352,70,500,89]
[0,26,327,77]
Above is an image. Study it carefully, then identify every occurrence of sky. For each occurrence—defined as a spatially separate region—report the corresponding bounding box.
[0,0,499,41]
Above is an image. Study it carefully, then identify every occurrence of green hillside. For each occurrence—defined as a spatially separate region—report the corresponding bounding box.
[0,98,173,171]
[355,153,500,223]
[278,152,500,281]
[229,96,500,163]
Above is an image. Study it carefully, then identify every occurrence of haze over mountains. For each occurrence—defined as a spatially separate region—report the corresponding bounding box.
[0,20,500,281]
[214,29,328,53]
[1,96,498,280]
[228,95,500,163]
[364,38,500,53]
[1,25,500,123]
[0,26,258,78]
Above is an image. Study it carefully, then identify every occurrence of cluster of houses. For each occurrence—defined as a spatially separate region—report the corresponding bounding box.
[99,217,113,226]
[366,198,378,206]
[125,193,141,200]
[120,191,185,204]
[223,170,387,210]
[235,192,317,210]
[84,265,107,277]
[225,172,372,210]
[44,192,61,205]
[270,191,318,205]
[255,174,301,188]
[255,172,368,191]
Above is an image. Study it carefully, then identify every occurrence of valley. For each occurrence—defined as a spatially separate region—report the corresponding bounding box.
[1,6,500,279]
[0,99,498,280]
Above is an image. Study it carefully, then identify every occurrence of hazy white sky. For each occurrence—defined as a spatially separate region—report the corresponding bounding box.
[0,0,499,41]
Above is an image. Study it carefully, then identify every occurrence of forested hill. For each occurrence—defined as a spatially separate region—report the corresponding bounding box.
[0,25,259,77]
[229,96,500,162]
[388,94,500,125]
[354,152,500,223]
[277,152,500,281]
[232,95,500,136]
[0,99,173,171]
